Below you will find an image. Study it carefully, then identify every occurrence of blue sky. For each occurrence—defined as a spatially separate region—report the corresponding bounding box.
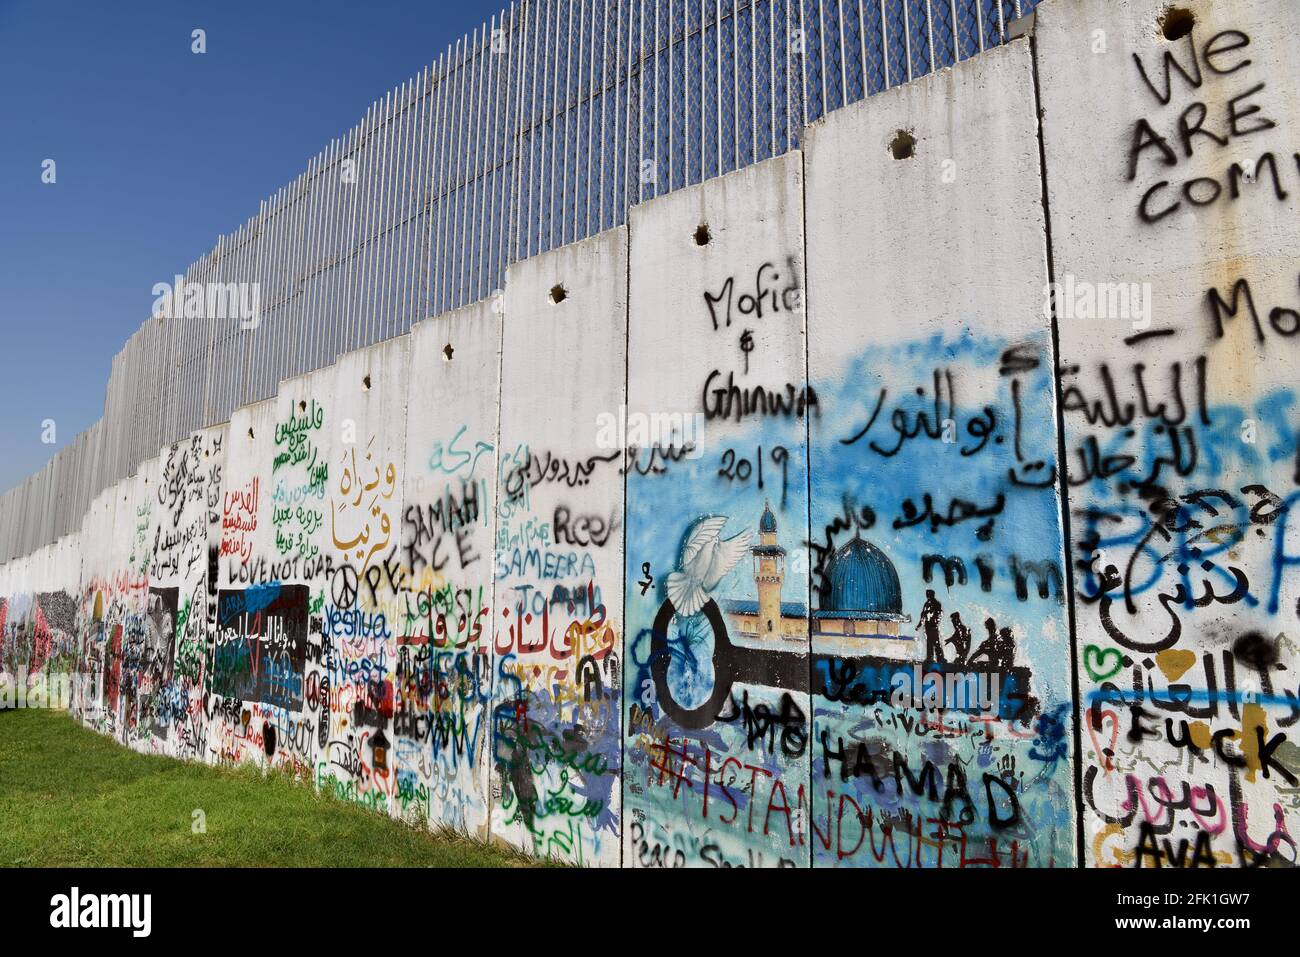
[0,0,507,493]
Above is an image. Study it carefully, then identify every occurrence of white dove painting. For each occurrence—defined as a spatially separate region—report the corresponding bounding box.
[664,515,752,617]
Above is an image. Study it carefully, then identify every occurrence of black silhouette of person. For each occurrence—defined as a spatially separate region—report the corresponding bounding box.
[968,617,1015,670]
[946,611,972,665]
[919,590,945,663]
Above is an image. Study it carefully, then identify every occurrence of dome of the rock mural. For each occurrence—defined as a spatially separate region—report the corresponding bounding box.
[758,503,778,534]
[824,536,904,619]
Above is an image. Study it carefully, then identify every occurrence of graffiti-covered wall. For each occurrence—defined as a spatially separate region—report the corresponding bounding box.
[804,39,1075,868]
[1039,0,1300,867]
[2,0,1297,869]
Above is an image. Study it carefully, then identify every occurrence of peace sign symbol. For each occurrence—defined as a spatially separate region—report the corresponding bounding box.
[331,565,359,610]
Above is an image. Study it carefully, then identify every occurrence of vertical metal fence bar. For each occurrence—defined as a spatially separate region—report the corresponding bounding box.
[769,0,777,157]
[542,8,557,251]
[412,69,432,322]
[523,15,537,260]
[730,0,738,172]
[598,0,610,233]
[483,34,496,302]
[274,183,292,382]
[314,143,332,370]
[749,0,757,166]
[360,97,382,349]
[441,47,457,314]
[838,0,849,106]
[385,83,404,333]
[396,79,416,332]
[926,0,936,73]
[430,52,449,315]
[903,0,913,81]
[278,172,301,389]
[478,28,495,300]
[881,0,891,87]
[455,36,473,305]
[373,88,396,346]
[414,66,431,321]
[460,45,476,309]
[297,150,323,380]
[248,197,268,397]
[198,237,219,429]
[509,6,527,269]
[328,132,350,367]
[817,0,828,119]
[381,85,402,339]
[798,0,809,135]
[341,107,368,354]
[396,84,415,326]
[717,0,728,178]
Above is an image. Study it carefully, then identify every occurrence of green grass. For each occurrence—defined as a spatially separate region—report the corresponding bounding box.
[0,708,543,868]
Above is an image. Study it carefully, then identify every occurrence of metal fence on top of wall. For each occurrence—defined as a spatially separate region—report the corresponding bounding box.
[0,0,1039,564]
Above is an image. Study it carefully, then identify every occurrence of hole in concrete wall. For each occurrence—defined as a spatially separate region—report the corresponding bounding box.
[299,400,307,413]
[890,130,916,160]
[1159,6,1195,41]
[443,343,455,362]
[549,283,567,304]
[247,428,255,440]
[362,374,372,391]
[693,223,711,246]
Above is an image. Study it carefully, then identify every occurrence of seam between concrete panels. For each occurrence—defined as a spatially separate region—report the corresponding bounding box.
[494,298,508,844]
[1028,25,1087,871]
[797,143,815,870]
[619,223,630,870]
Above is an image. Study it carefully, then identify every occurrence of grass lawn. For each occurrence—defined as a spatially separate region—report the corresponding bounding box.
[0,708,542,868]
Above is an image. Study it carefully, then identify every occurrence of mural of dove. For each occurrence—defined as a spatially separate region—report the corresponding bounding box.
[664,515,751,617]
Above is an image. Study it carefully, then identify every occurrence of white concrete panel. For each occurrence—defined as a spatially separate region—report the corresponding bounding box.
[494,227,628,865]
[624,153,813,868]
[1037,0,1300,867]
[133,426,227,761]
[253,368,337,782]
[804,39,1076,867]
[210,397,281,769]
[317,335,411,818]
[399,301,501,837]
[108,464,157,745]
[73,489,118,728]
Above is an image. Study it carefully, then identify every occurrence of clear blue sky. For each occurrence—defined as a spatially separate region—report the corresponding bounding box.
[0,0,507,493]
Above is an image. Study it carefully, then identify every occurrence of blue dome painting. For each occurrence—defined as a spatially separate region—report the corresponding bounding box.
[815,536,910,625]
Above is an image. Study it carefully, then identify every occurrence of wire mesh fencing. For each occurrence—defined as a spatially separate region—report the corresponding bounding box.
[0,0,1039,563]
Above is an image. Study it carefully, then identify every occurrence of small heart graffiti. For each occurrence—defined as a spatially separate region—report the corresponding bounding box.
[1083,644,1124,682]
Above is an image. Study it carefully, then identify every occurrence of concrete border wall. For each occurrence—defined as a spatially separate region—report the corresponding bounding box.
[3,0,1297,869]
[1038,0,1300,868]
